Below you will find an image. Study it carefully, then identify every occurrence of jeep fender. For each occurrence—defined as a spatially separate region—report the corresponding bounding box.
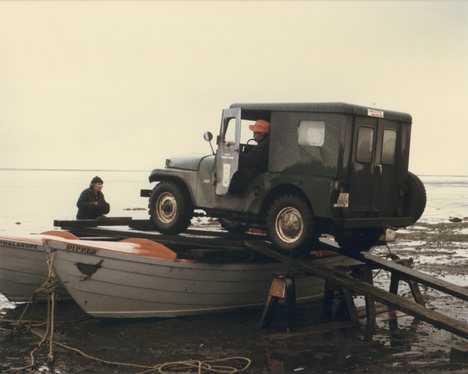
[260,175,335,219]
[148,169,197,204]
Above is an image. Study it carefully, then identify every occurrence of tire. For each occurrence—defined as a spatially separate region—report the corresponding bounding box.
[149,181,193,234]
[336,228,383,254]
[404,172,426,223]
[266,195,315,255]
[219,218,248,234]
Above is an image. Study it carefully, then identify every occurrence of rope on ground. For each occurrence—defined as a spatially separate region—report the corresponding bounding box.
[6,251,58,373]
[152,357,252,373]
[3,250,252,374]
[28,328,251,374]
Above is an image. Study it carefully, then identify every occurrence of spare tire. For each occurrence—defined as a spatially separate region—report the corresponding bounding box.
[404,172,426,223]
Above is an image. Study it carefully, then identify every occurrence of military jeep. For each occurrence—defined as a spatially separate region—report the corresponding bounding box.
[143,103,426,254]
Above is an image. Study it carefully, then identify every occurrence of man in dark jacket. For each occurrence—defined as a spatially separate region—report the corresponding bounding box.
[76,176,110,219]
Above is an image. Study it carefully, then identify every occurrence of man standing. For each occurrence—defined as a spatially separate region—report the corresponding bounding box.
[76,176,110,219]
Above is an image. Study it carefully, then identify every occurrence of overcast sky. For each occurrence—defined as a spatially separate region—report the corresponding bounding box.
[1,1,467,175]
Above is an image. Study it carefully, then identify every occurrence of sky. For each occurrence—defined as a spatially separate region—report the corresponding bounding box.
[0,1,467,175]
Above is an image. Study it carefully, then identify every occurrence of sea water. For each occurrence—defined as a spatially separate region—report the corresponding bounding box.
[0,170,465,233]
[419,175,468,223]
[0,169,152,234]
[0,170,467,307]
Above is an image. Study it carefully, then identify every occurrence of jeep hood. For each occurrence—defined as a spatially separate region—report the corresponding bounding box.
[165,154,210,171]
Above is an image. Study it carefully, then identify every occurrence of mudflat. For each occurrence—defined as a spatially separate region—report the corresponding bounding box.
[1,221,467,373]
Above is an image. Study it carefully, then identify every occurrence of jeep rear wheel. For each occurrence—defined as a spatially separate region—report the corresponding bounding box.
[266,195,315,255]
[149,181,193,234]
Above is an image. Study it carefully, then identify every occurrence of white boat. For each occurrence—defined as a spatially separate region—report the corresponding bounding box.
[45,237,356,318]
[0,231,75,302]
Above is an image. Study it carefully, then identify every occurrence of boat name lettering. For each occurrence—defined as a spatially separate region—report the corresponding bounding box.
[0,240,38,249]
[66,244,97,255]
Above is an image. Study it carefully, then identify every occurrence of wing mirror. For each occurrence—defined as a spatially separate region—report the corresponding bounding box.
[203,131,215,155]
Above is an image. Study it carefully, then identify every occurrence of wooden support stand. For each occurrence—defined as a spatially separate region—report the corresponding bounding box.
[389,258,425,306]
[323,264,376,328]
[260,264,377,333]
[260,272,297,332]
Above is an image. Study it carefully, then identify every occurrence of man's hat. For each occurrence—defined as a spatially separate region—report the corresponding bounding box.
[249,119,270,133]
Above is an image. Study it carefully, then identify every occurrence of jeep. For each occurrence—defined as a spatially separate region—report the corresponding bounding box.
[142,103,426,254]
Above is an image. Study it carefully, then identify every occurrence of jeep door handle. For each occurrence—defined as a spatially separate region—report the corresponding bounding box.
[376,163,383,175]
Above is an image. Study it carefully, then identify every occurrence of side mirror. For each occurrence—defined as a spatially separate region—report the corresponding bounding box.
[203,131,215,155]
[203,131,213,142]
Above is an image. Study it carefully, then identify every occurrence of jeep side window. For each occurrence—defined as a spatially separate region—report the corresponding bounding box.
[298,120,325,147]
[356,126,374,163]
[223,118,236,145]
[381,129,397,165]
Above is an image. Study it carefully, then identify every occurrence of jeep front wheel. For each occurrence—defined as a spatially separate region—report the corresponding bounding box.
[149,181,193,234]
[266,195,315,255]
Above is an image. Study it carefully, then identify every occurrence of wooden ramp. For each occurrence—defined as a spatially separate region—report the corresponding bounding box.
[244,240,468,340]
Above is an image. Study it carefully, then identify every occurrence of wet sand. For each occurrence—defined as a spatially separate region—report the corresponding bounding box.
[1,222,467,373]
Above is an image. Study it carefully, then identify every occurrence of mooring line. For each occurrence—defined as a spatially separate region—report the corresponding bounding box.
[3,250,251,373]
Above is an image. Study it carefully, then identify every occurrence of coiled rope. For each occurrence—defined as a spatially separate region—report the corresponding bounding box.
[2,251,251,373]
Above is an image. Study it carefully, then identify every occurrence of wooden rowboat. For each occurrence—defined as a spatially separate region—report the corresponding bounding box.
[45,237,355,318]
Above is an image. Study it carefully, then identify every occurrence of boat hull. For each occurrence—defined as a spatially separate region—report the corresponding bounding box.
[46,238,357,318]
[0,234,70,302]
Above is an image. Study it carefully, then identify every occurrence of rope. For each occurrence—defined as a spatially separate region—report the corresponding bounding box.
[3,251,251,374]
[25,328,251,373]
[385,242,400,261]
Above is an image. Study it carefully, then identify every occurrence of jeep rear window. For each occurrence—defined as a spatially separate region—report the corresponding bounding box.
[356,127,374,163]
[298,121,325,147]
[382,129,397,165]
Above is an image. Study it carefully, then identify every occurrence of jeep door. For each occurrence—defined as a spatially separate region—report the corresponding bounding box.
[348,115,402,217]
[215,108,241,196]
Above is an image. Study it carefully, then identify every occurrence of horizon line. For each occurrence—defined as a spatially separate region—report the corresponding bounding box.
[0,167,150,172]
[0,167,467,178]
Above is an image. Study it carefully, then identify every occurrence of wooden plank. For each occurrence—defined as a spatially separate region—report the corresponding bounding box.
[54,217,134,228]
[62,226,256,252]
[244,240,468,340]
[362,252,468,301]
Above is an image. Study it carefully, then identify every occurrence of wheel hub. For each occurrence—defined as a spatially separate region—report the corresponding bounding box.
[156,193,177,224]
[275,207,304,243]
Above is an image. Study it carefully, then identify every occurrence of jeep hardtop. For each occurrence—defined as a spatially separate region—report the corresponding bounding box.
[142,103,426,254]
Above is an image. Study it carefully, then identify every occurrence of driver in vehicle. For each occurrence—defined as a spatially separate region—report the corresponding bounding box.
[239,119,270,173]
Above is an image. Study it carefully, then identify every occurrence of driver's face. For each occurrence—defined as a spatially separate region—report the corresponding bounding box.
[253,132,266,143]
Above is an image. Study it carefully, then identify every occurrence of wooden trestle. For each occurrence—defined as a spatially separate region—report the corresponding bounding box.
[244,240,468,340]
